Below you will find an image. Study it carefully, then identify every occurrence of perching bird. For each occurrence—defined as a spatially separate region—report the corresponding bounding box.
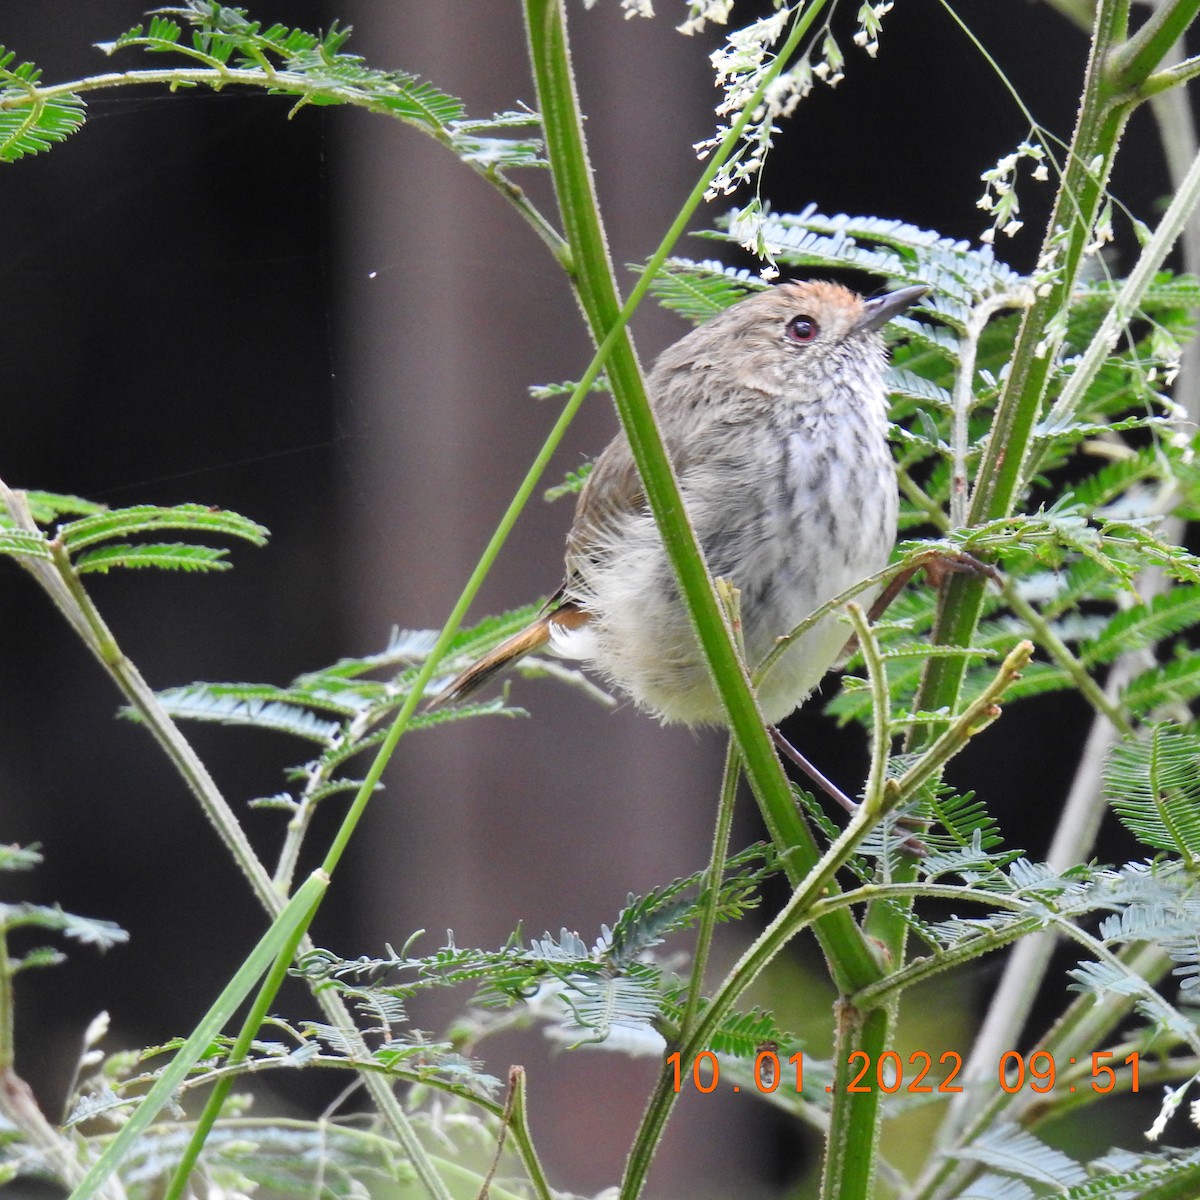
[434,280,926,726]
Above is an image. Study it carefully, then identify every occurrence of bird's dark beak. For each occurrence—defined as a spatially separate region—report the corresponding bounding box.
[856,285,930,333]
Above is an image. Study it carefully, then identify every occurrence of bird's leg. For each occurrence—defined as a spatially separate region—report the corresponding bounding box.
[769,725,860,815]
[769,725,928,856]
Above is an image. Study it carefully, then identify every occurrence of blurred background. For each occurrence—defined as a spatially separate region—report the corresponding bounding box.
[0,1,1182,1195]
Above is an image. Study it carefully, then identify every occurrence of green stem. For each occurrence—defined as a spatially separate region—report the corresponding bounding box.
[1041,0,1099,28]
[162,907,315,1200]
[898,469,950,530]
[1108,0,1200,92]
[521,10,909,1194]
[949,294,1025,528]
[523,0,879,992]
[622,798,883,1200]
[678,739,741,1040]
[68,872,329,1200]
[505,1067,554,1200]
[912,0,1137,739]
[821,1003,890,1200]
[845,604,891,815]
[1002,583,1130,730]
[1142,53,1200,94]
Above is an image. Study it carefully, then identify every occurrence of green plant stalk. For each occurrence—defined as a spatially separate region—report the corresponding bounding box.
[504,1067,553,1200]
[67,871,328,1200]
[161,909,316,1200]
[1001,582,1130,730]
[622,638,1032,1199]
[821,1002,891,1200]
[847,604,891,814]
[1118,1166,1200,1200]
[521,8,918,1196]
[1108,0,1200,90]
[1039,133,1200,437]
[820,604,893,1199]
[141,1044,525,1120]
[1039,0,1098,37]
[523,0,882,987]
[918,0,1200,735]
[949,294,1024,528]
[678,738,741,1040]
[1141,51,1200,94]
[620,795,884,1200]
[912,0,1138,739]
[186,290,622,1199]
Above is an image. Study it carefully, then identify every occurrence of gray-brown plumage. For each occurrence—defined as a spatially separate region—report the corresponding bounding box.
[434,280,926,726]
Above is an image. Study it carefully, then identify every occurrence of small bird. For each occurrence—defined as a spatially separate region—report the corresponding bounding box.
[434,280,927,727]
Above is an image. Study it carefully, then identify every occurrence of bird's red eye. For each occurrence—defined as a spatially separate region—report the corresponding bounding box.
[785,314,819,344]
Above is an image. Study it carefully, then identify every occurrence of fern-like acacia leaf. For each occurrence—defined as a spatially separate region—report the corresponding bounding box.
[1103,725,1200,860]
[1082,587,1200,666]
[0,49,86,162]
[646,258,764,322]
[6,490,106,524]
[0,530,51,561]
[57,503,268,552]
[99,2,546,174]
[149,685,341,745]
[1121,653,1200,715]
[74,542,231,574]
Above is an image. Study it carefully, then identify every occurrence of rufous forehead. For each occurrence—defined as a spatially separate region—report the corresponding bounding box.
[775,280,863,312]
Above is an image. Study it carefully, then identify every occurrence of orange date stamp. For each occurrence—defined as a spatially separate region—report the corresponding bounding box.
[667,1049,1141,1096]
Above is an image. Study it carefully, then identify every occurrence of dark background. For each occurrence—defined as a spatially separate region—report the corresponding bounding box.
[0,2,1179,1195]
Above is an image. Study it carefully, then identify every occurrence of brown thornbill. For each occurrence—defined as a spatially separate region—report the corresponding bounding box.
[433,280,928,727]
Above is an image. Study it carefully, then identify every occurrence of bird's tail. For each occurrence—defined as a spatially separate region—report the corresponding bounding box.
[427,603,588,709]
